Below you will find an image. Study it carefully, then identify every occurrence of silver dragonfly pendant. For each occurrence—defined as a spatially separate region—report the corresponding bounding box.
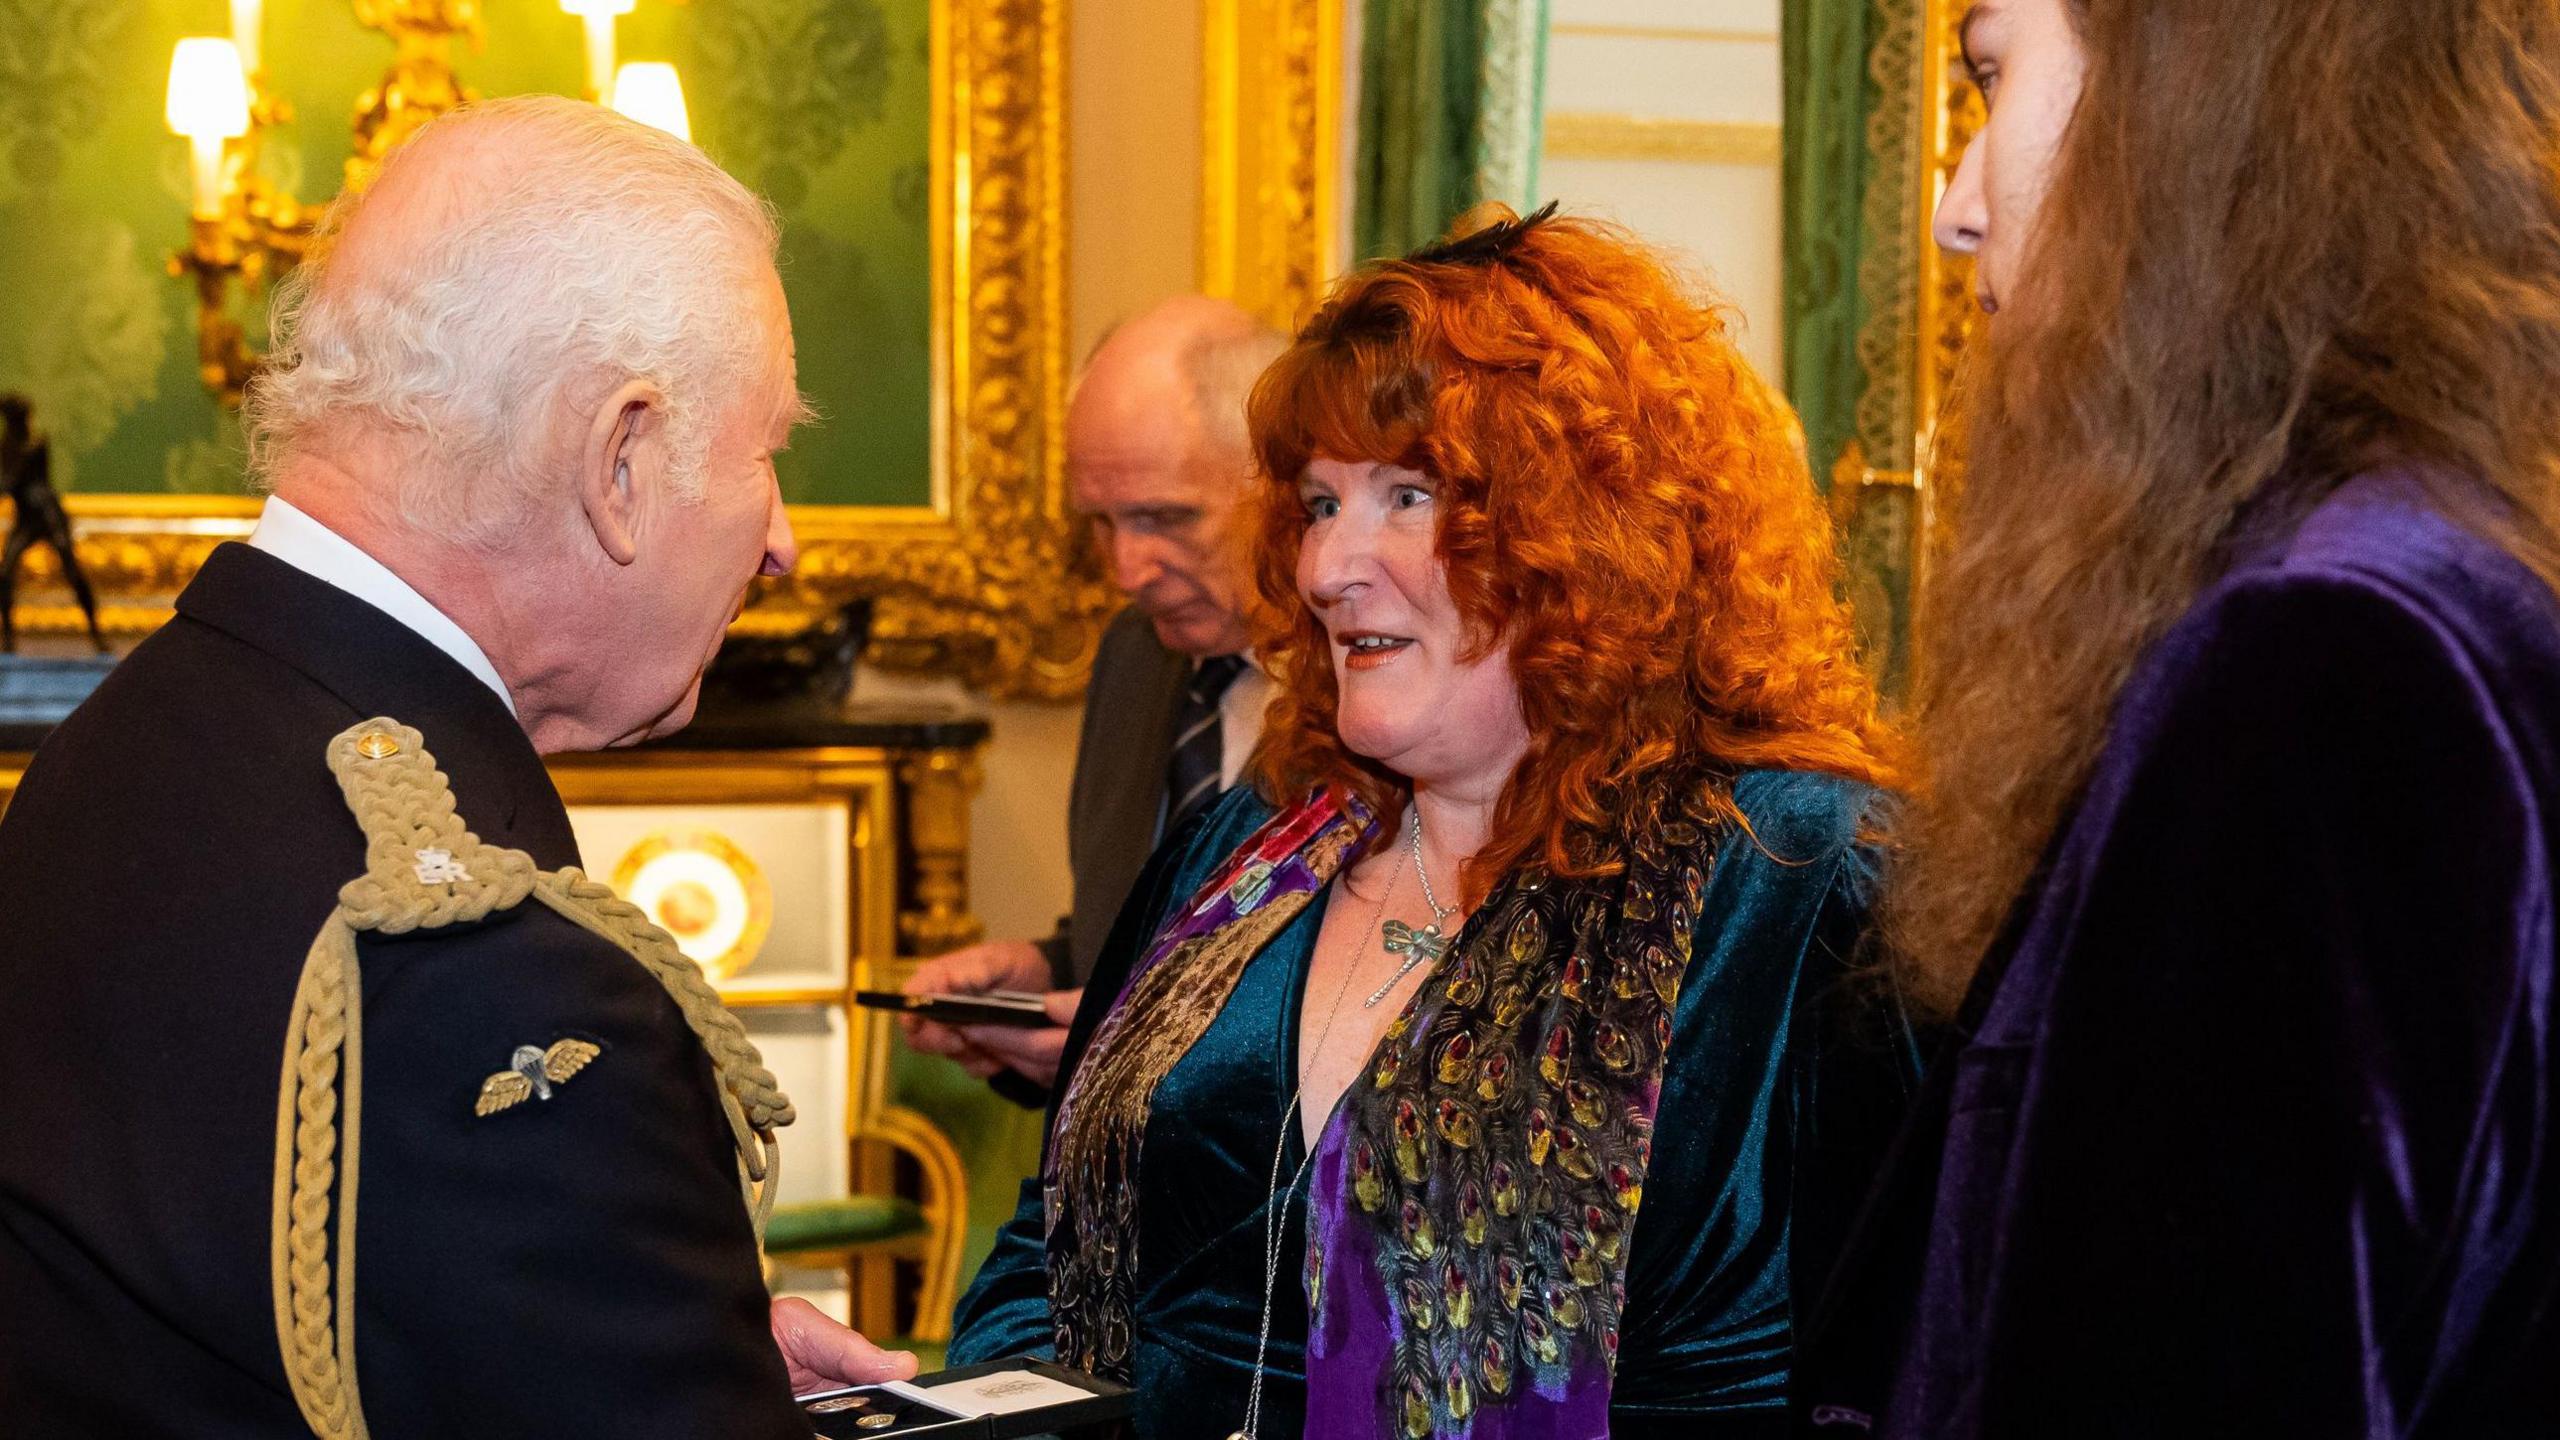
[1366,918,1453,1007]
[1380,918,1450,965]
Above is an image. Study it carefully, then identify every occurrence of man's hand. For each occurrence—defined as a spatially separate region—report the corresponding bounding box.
[948,989,1080,1089]
[903,939,1081,1089]
[771,1296,919,1397]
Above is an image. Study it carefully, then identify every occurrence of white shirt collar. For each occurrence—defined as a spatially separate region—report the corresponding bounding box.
[247,495,518,717]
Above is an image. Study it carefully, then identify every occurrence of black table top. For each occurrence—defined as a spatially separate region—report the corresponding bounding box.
[632,699,992,753]
[2,698,990,759]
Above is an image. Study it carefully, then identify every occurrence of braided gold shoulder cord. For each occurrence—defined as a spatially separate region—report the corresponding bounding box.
[270,719,795,1440]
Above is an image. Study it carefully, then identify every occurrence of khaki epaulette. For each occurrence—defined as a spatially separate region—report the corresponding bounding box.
[270,718,793,1440]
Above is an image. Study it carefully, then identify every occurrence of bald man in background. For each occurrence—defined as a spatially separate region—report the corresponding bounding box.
[904,297,1287,1099]
[0,98,904,1436]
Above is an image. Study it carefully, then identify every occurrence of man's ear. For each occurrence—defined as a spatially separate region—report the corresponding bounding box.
[578,379,668,567]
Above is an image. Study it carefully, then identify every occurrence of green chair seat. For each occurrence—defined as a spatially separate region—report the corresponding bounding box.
[764,1194,928,1255]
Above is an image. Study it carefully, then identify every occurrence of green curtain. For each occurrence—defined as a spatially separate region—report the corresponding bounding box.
[1354,0,1550,262]
[1781,0,1887,492]
[1784,0,1931,699]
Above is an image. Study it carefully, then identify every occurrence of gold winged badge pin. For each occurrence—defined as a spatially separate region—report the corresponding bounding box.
[474,1039,602,1117]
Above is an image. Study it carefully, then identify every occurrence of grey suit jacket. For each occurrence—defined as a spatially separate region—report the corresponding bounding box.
[1037,606,1193,987]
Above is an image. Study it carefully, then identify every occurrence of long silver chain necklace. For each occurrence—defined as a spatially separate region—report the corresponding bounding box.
[1232,805,1461,1439]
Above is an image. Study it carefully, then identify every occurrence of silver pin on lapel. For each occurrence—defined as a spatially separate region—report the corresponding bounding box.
[474,1038,602,1116]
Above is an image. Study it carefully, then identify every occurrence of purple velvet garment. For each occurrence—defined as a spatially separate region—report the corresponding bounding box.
[1796,472,2560,1437]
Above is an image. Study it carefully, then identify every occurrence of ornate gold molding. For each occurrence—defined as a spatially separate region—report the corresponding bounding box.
[1832,0,1981,604]
[1542,113,1782,167]
[1908,0,1984,592]
[1199,0,1344,330]
[894,747,985,957]
[9,0,1109,703]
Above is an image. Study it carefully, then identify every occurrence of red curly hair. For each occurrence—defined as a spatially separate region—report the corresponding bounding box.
[1245,205,1895,897]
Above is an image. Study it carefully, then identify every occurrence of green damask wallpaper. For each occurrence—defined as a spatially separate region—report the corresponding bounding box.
[0,0,932,507]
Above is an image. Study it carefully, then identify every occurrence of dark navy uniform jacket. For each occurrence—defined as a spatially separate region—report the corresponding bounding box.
[0,543,807,1437]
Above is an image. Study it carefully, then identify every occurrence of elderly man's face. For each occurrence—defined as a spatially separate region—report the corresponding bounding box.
[1068,359,1252,659]
[593,269,801,745]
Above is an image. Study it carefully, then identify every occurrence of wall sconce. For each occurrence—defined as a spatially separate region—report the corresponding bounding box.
[164,35,311,408]
[610,62,691,143]
[166,40,251,222]
[164,2,683,410]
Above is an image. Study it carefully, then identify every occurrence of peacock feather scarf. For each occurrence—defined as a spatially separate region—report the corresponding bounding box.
[1044,792,1372,1375]
[1045,769,1723,1438]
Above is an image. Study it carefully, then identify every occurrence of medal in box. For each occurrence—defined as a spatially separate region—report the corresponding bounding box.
[801,1358,1132,1438]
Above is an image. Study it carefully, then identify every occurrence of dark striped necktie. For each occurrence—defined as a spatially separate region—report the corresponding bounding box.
[1165,654,1247,834]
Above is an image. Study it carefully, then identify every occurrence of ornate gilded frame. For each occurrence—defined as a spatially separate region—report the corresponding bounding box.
[1834,0,1983,597]
[15,0,1108,702]
[1903,0,1983,582]
[1199,0,1345,330]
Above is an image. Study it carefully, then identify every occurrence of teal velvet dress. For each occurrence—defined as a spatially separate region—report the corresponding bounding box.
[949,769,1920,1437]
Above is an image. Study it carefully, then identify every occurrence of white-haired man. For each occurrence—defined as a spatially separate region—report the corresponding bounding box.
[902,297,1287,1100]
[0,97,908,1435]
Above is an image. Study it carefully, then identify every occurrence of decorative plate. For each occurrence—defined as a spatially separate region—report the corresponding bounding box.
[610,827,774,981]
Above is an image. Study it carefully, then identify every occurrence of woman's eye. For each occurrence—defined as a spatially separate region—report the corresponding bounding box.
[1304,495,1339,520]
[1391,486,1432,509]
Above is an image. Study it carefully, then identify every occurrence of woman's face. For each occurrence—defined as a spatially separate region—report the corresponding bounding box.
[1294,458,1529,792]
[1932,0,2087,315]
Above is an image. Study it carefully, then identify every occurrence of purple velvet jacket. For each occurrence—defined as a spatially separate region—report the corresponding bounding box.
[1796,473,2560,1437]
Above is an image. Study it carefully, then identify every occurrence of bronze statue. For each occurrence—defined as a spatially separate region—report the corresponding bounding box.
[1,395,106,654]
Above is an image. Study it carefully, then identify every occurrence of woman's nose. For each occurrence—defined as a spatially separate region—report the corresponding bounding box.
[1934,139,1989,256]
[1299,511,1374,607]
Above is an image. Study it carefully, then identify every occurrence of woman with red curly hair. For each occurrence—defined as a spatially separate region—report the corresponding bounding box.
[950,206,1919,1438]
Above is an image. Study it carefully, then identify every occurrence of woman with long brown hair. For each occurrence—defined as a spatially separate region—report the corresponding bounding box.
[946,207,1919,1438]
[1796,1,2560,1434]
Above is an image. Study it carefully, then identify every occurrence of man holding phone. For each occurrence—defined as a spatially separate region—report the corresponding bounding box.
[901,297,1284,1098]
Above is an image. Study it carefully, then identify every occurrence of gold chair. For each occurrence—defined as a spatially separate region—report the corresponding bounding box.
[765,954,971,1343]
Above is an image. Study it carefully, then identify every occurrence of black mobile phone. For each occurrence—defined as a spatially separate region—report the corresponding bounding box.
[855,989,1055,1028]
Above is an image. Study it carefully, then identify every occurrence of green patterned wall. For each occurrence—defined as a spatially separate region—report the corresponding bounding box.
[0,0,932,507]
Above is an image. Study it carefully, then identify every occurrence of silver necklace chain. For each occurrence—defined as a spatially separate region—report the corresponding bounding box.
[1232,847,1401,1440]
[1364,805,1461,1007]
[1234,804,1465,1438]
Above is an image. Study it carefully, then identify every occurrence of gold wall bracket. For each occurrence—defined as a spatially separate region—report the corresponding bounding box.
[170,1,482,409]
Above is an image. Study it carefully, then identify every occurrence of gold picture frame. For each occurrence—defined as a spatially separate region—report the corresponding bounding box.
[1199,0,1345,331]
[1832,0,1983,597]
[1904,0,1984,586]
[11,0,1111,703]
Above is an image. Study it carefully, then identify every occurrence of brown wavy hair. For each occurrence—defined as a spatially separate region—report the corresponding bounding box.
[1244,205,1895,900]
[1890,0,2560,1017]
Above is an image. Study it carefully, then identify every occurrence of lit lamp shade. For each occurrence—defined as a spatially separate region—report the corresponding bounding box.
[610,62,691,143]
[167,38,250,220]
[557,0,637,13]
[165,38,251,139]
